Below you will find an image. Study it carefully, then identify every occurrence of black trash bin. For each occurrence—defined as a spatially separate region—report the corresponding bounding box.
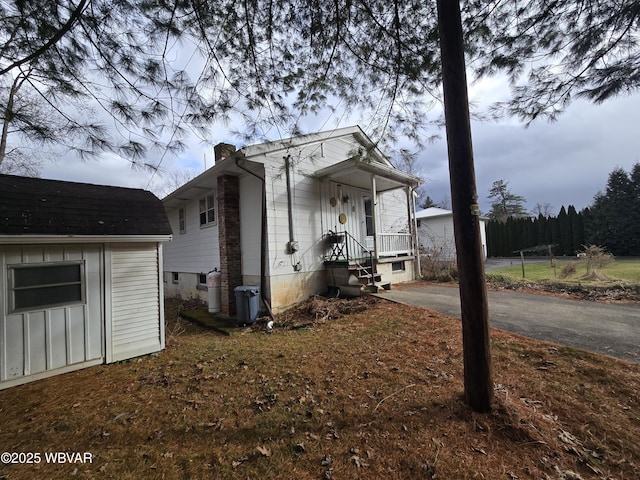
[234,286,260,325]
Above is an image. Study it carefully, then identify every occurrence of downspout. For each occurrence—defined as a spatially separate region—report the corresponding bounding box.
[284,154,298,254]
[235,156,275,321]
[410,187,421,278]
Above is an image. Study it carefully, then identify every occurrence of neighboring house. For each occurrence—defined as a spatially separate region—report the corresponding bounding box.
[162,125,422,314]
[0,174,172,389]
[416,207,487,261]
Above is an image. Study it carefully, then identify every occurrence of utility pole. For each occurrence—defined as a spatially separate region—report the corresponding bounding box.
[436,0,493,412]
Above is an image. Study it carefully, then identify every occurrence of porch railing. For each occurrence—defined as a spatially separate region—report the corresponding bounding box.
[325,231,413,262]
[377,233,412,257]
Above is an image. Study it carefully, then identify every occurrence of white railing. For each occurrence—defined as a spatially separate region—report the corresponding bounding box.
[377,233,412,256]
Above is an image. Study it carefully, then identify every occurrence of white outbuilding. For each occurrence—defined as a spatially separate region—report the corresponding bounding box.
[0,174,172,389]
[416,207,487,261]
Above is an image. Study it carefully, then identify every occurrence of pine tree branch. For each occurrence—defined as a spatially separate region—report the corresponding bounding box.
[0,0,89,76]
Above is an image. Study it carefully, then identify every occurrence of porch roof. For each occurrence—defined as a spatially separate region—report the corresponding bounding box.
[314,157,422,192]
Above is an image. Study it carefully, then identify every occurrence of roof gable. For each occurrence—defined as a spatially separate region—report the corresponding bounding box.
[0,174,172,236]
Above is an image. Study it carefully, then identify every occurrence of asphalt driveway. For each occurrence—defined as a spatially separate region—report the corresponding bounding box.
[375,283,640,363]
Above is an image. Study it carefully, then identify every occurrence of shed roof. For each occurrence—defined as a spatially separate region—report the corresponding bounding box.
[0,174,172,236]
[415,207,453,219]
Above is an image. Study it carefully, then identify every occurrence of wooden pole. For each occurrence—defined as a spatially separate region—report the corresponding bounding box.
[436,0,493,412]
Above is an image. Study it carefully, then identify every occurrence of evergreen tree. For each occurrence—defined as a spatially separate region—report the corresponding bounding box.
[419,196,437,209]
[557,206,572,255]
[586,164,640,255]
[567,205,584,254]
[487,180,528,222]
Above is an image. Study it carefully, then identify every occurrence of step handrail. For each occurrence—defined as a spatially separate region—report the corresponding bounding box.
[327,230,376,287]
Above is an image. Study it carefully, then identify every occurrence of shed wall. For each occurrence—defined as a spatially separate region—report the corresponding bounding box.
[0,244,104,389]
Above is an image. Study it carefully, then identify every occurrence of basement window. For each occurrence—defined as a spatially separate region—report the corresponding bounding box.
[391,261,405,272]
[197,273,208,291]
[172,272,179,284]
[8,262,85,312]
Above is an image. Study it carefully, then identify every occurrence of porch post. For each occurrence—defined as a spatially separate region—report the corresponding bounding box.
[370,174,378,259]
[407,186,421,277]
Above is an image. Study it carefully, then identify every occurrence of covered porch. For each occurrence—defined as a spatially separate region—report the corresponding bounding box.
[315,156,422,294]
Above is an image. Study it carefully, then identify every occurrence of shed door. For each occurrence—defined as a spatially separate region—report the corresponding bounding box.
[109,243,163,362]
[0,245,104,389]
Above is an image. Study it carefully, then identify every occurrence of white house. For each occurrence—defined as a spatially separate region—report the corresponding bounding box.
[416,207,487,261]
[162,126,422,314]
[0,174,172,389]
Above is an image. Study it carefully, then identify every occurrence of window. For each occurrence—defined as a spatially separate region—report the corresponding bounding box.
[172,272,179,284]
[199,194,216,226]
[9,262,84,312]
[178,207,186,234]
[198,273,207,285]
[391,261,405,272]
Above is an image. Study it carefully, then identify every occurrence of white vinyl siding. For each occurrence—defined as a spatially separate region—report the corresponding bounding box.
[261,139,356,277]
[164,198,220,274]
[239,174,263,276]
[109,244,163,362]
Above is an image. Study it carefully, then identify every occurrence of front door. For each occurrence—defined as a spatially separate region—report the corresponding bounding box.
[362,195,374,250]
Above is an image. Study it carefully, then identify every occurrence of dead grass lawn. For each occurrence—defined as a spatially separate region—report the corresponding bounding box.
[0,296,638,480]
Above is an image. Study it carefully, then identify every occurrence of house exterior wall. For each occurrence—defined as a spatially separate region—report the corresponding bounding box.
[377,257,416,284]
[162,189,220,278]
[162,173,263,306]
[379,189,411,233]
[162,129,419,314]
[258,137,365,311]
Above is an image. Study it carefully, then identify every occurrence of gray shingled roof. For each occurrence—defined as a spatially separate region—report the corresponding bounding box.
[0,174,172,236]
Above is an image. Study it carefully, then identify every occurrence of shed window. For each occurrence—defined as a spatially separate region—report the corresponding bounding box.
[8,262,84,312]
[179,207,186,234]
[199,194,216,226]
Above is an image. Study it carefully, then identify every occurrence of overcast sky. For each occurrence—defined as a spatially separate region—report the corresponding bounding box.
[39,85,640,217]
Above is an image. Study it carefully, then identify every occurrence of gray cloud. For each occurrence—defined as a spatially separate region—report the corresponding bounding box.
[420,94,640,215]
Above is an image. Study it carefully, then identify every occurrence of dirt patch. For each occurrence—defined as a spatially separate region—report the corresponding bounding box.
[0,297,638,480]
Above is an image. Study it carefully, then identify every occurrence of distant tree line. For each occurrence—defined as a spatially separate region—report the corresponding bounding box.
[486,164,640,257]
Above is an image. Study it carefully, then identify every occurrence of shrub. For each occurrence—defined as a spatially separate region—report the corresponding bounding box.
[559,262,577,278]
[485,272,513,284]
[420,256,458,282]
[579,245,614,278]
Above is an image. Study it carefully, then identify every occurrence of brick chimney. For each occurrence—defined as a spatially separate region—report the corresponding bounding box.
[214,143,236,163]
